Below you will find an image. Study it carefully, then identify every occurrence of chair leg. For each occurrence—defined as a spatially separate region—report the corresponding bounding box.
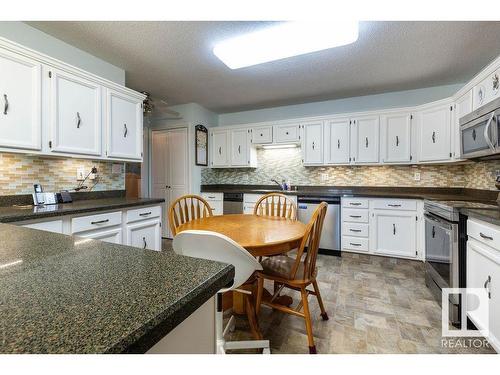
[245,293,263,340]
[256,275,264,314]
[312,280,329,321]
[300,287,316,354]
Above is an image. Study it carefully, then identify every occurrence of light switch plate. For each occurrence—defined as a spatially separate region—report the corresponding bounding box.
[77,168,85,181]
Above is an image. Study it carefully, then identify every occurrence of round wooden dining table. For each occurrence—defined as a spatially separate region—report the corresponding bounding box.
[176,214,307,340]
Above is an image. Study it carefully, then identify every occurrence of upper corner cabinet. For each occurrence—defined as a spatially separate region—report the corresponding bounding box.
[106,88,143,160]
[0,48,42,151]
[48,68,102,156]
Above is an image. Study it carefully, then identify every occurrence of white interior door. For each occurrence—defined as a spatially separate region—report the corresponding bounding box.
[151,128,189,238]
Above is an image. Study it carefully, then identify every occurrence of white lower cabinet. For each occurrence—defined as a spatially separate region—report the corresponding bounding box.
[201,192,223,215]
[372,210,417,258]
[467,219,500,352]
[341,197,422,260]
[243,193,297,215]
[22,219,63,234]
[126,219,161,251]
[76,227,122,244]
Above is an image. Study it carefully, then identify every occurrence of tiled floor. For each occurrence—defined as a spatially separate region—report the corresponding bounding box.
[162,239,495,354]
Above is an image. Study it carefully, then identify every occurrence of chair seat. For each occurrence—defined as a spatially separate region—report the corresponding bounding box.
[261,255,315,280]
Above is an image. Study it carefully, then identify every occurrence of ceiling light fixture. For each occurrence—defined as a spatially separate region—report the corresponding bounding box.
[213,21,359,69]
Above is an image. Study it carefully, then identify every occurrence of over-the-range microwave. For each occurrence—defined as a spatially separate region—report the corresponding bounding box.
[460,96,500,160]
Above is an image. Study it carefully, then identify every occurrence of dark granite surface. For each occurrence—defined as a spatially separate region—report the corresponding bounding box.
[201,184,500,202]
[460,208,500,226]
[0,197,165,223]
[0,224,234,353]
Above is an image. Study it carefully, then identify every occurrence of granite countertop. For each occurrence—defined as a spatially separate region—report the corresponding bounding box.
[0,197,165,223]
[201,184,500,202]
[0,223,234,353]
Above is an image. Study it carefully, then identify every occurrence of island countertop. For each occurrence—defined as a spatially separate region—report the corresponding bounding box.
[0,223,234,353]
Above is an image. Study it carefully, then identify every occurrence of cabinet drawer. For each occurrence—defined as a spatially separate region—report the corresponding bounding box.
[342,208,369,223]
[22,219,63,234]
[76,227,122,244]
[343,236,369,252]
[342,198,369,209]
[252,126,273,144]
[244,194,264,203]
[372,199,417,211]
[342,222,369,238]
[127,205,161,223]
[209,200,223,216]
[72,211,122,233]
[201,192,223,202]
[468,218,500,251]
[275,124,300,143]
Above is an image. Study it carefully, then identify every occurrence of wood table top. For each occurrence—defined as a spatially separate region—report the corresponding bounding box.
[176,214,307,256]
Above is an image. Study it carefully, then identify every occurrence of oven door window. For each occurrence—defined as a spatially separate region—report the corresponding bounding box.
[425,217,452,284]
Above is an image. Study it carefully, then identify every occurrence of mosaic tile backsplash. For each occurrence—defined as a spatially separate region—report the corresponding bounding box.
[0,152,125,195]
[201,148,500,191]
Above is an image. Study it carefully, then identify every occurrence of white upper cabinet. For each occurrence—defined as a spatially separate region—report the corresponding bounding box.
[230,128,250,166]
[251,125,272,144]
[211,129,229,167]
[380,112,412,163]
[453,90,473,159]
[351,116,379,164]
[472,69,500,111]
[417,102,452,162]
[275,124,300,143]
[302,122,323,164]
[49,68,101,156]
[106,88,143,160]
[324,118,350,164]
[0,48,41,151]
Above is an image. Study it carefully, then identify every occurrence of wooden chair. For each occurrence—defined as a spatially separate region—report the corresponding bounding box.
[255,202,328,354]
[253,193,298,220]
[169,194,213,236]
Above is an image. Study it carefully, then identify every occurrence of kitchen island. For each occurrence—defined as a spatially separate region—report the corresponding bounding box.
[0,223,234,353]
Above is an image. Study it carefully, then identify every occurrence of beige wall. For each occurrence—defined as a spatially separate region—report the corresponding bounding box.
[202,148,500,191]
[0,152,125,195]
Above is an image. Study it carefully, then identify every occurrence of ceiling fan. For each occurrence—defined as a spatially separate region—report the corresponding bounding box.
[142,91,182,121]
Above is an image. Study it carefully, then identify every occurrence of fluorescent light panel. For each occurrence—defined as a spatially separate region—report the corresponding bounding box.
[213,21,358,69]
[261,144,299,150]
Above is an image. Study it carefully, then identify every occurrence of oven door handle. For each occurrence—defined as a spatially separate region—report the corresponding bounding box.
[484,111,496,151]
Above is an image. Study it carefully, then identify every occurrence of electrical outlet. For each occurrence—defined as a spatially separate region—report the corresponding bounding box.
[414,172,421,181]
[89,172,96,180]
[77,168,85,181]
[320,173,328,182]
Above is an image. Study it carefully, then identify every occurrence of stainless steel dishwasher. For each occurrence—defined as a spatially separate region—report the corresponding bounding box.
[297,196,341,255]
[223,192,243,214]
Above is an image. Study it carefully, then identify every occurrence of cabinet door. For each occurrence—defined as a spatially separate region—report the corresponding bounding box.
[211,130,228,167]
[352,116,379,163]
[126,219,161,251]
[324,118,350,164]
[302,122,323,164]
[417,103,452,162]
[380,112,411,163]
[106,89,143,160]
[275,124,300,143]
[22,219,63,234]
[251,126,272,144]
[0,49,41,150]
[76,227,122,244]
[230,129,249,166]
[49,69,101,155]
[454,91,473,159]
[373,211,417,258]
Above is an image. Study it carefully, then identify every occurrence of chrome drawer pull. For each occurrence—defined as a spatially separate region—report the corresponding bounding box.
[479,232,493,240]
[208,196,216,199]
[91,219,110,225]
[349,229,361,232]
[350,202,362,206]
[388,204,401,207]
[139,212,152,216]
[349,215,362,218]
[3,94,9,115]
[350,242,361,246]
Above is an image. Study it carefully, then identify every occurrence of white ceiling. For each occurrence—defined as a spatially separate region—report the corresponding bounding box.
[28,21,500,113]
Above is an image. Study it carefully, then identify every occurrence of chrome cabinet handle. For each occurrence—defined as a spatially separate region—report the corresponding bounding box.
[286,131,289,135]
[312,141,315,150]
[484,112,496,151]
[91,219,109,225]
[432,131,436,143]
[432,226,435,238]
[349,229,361,232]
[472,129,476,141]
[3,94,8,115]
[393,223,396,235]
[388,204,401,207]
[123,124,128,138]
[76,112,81,128]
[337,139,340,149]
[365,137,369,148]
[139,212,152,217]
[218,146,221,155]
[480,232,493,240]
[238,145,241,154]
[350,242,361,246]
[484,275,492,299]
[143,237,147,249]
[260,133,263,136]
[396,135,399,146]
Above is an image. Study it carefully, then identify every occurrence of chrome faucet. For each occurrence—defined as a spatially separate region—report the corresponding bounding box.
[271,179,284,190]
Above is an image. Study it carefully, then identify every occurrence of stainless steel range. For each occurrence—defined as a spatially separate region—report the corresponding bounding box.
[424,200,498,325]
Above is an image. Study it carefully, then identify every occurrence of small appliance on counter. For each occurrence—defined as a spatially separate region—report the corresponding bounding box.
[32,184,69,206]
